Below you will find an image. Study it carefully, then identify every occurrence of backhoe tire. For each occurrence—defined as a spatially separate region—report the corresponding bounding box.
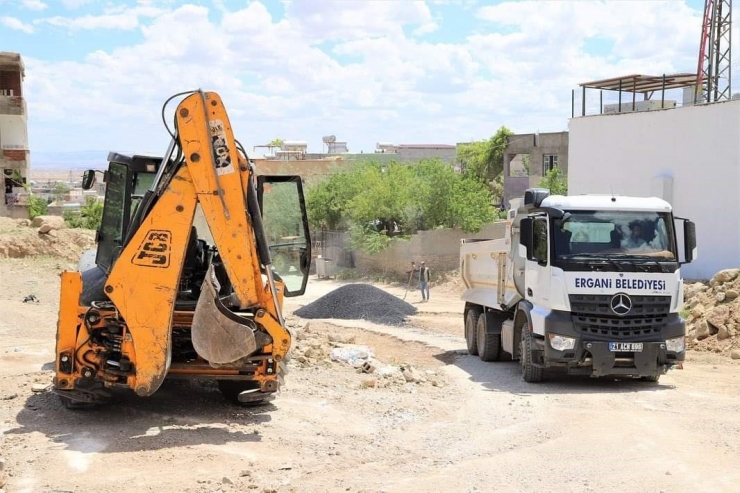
[465,308,481,356]
[476,314,501,362]
[217,380,271,406]
[520,323,544,383]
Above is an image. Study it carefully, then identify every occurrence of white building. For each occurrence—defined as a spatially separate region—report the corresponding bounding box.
[568,98,740,280]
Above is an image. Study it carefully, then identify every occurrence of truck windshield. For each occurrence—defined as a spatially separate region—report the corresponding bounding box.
[553,210,676,260]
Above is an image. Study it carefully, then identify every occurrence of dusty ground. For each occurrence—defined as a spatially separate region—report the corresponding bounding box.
[1,259,740,493]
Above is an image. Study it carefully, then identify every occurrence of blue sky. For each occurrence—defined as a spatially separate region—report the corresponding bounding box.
[0,0,724,166]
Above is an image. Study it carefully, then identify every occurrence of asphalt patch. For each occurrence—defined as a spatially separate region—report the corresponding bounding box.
[295,284,417,325]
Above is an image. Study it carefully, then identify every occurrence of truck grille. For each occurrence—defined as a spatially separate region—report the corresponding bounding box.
[569,294,671,340]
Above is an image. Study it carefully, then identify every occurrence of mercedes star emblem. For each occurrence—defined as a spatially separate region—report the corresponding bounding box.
[610,293,633,316]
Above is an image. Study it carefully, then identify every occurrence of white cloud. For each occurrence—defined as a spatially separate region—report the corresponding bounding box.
[41,4,164,30]
[61,0,91,9]
[0,16,34,33]
[20,0,713,156]
[21,0,47,11]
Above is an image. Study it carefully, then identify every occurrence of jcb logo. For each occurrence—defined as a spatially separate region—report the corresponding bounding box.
[132,230,172,268]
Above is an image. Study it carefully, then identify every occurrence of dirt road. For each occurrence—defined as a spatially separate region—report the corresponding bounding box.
[1,258,739,493]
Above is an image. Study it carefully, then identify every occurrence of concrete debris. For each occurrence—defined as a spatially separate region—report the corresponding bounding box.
[287,325,444,388]
[31,383,50,393]
[330,346,374,367]
[222,477,234,485]
[402,366,424,384]
[294,283,417,325]
[731,350,740,360]
[685,269,740,358]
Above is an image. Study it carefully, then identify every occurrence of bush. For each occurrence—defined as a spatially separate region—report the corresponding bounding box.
[27,195,48,220]
[63,197,103,230]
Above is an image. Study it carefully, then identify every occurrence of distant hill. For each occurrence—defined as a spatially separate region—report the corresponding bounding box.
[31,149,161,170]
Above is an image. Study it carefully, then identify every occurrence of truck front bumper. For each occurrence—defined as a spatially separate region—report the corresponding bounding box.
[541,310,685,378]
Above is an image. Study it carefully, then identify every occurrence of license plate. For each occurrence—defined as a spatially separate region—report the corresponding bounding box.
[609,342,644,352]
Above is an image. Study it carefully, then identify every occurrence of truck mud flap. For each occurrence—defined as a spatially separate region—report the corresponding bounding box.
[191,265,261,365]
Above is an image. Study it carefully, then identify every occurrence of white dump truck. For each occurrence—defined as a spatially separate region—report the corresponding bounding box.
[460,188,697,383]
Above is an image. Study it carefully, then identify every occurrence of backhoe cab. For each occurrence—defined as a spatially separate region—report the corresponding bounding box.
[53,90,311,408]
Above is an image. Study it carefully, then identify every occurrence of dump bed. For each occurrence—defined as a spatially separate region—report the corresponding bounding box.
[460,223,522,311]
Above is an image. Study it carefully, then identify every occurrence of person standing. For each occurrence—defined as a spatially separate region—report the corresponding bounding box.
[419,261,431,302]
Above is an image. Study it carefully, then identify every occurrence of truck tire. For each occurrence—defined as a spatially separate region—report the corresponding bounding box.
[640,374,660,383]
[520,322,544,383]
[477,314,501,362]
[465,308,481,356]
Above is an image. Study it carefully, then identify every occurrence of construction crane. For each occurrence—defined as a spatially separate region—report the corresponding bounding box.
[696,0,732,103]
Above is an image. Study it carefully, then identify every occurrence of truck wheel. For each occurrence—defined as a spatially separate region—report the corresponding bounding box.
[520,323,544,383]
[640,374,660,383]
[477,314,500,362]
[465,308,481,356]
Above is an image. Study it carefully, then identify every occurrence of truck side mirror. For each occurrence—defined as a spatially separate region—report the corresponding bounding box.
[532,217,549,265]
[519,217,533,257]
[82,170,96,190]
[684,220,697,263]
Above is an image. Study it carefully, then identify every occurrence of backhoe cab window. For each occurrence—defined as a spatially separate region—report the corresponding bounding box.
[96,162,129,273]
[260,178,310,295]
[554,211,676,260]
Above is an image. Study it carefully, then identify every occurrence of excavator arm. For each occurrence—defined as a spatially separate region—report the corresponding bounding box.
[53,90,310,404]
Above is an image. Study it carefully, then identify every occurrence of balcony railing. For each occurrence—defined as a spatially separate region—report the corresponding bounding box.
[0,96,26,116]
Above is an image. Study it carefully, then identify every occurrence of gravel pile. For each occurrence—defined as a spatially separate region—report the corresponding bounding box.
[295,284,417,325]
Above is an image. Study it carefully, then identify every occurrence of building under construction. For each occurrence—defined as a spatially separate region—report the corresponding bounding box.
[0,51,28,218]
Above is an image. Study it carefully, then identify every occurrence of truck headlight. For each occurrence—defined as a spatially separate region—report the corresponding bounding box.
[666,336,685,353]
[548,333,576,351]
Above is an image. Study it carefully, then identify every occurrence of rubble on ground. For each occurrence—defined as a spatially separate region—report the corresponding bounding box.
[287,321,444,389]
[684,268,740,358]
[0,217,94,262]
[294,283,417,325]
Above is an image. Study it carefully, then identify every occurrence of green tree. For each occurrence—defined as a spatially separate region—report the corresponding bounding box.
[63,196,103,230]
[305,157,500,252]
[457,126,513,184]
[539,166,568,195]
[268,138,284,148]
[306,160,374,231]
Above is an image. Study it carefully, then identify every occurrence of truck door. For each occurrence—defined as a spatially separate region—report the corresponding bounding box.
[524,215,551,307]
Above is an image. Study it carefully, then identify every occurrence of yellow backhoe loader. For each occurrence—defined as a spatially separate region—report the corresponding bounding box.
[52,90,311,408]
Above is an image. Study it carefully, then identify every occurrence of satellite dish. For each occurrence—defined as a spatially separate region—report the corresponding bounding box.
[322,135,336,143]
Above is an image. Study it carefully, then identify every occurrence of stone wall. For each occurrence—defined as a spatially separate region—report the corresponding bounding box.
[353,221,507,279]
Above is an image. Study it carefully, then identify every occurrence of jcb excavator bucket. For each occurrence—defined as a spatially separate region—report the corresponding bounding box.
[191,265,267,365]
